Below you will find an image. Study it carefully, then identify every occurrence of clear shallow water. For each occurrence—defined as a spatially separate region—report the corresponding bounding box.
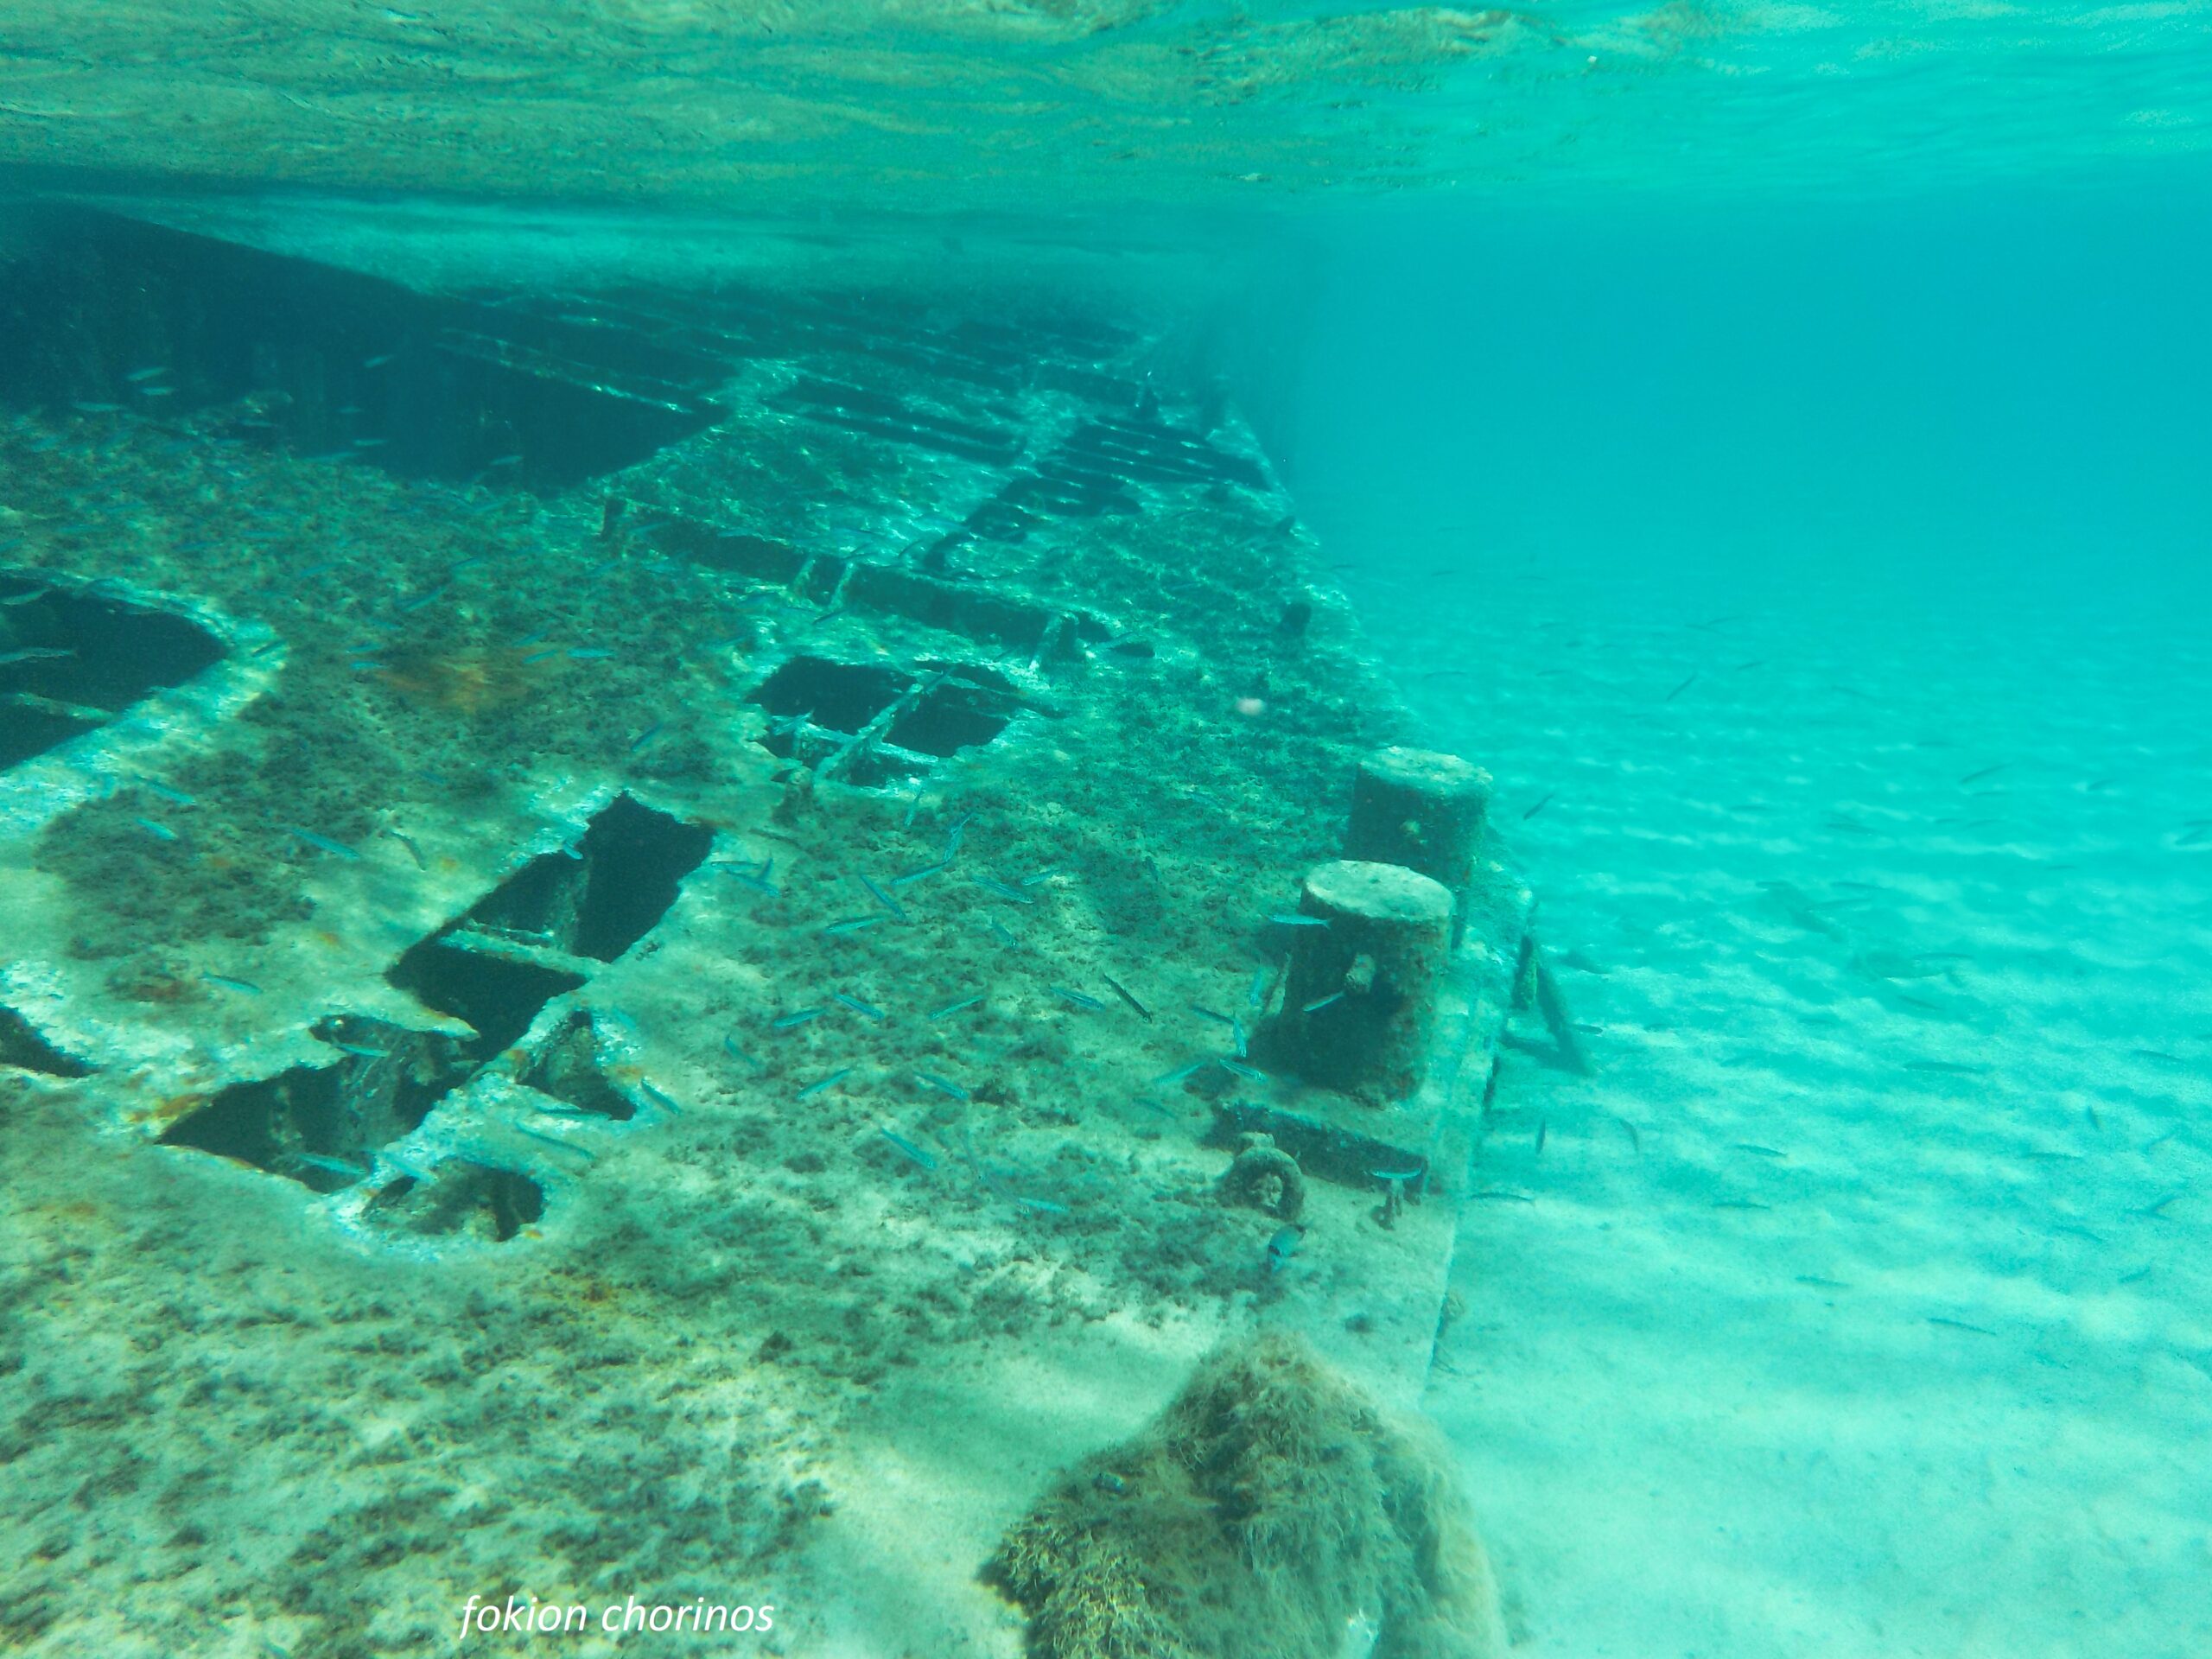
[3,8,2210,1656]
[1343,549,2210,1654]
[1262,187,2212,1652]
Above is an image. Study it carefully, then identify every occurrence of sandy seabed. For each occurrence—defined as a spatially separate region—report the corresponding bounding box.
[1360,542,2212,1656]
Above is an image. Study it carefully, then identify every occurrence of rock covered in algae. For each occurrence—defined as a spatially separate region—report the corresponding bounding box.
[987,1331,1505,1659]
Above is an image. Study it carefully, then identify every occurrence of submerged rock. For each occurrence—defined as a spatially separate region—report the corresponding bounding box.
[988,1331,1506,1659]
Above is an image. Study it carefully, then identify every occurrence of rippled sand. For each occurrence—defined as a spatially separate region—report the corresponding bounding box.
[1355,543,2211,1654]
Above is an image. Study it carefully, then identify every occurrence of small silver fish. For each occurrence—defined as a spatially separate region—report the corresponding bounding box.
[880,1126,938,1171]
[283,825,361,861]
[378,1148,435,1183]
[1102,975,1151,1020]
[914,1071,969,1103]
[515,1123,598,1160]
[834,992,887,1021]
[293,1153,365,1181]
[382,829,427,869]
[857,874,907,920]
[721,856,779,897]
[798,1068,852,1101]
[1266,1224,1304,1274]
[772,1007,824,1029]
[927,995,983,1021]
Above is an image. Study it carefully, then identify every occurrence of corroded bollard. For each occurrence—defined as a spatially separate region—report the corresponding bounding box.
[1280,859,1453,1102]
[1344,747,1490,940]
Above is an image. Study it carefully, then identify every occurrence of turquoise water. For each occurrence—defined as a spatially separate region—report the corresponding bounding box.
[3,8,2209,1656]
[3,1,2209,203]
[1266,180,2212,1653]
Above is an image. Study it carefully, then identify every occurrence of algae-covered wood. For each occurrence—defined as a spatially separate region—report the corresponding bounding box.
[0,208,1523,1656]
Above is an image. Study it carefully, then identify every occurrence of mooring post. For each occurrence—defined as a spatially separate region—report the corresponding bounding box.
[1343,746,1490,944]
[1280,859,1454,1102]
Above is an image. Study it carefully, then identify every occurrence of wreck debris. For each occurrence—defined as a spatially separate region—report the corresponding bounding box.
[1344,745,1491,944]
[1279,859,1455,1102]
[1218,1131,1306,1222]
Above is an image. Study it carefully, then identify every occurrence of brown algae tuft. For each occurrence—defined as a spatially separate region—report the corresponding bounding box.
[988,1331,1505,1659]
